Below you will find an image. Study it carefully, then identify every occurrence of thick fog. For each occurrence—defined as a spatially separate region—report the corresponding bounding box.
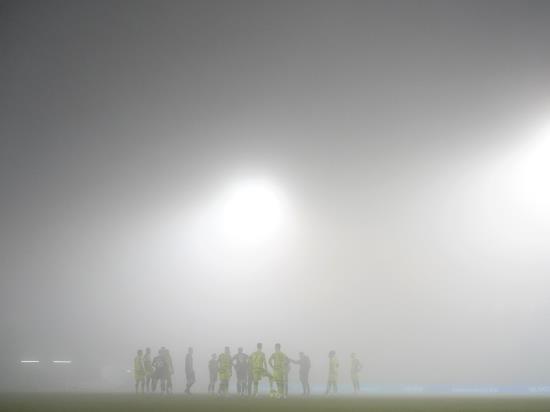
[1,0,550,392]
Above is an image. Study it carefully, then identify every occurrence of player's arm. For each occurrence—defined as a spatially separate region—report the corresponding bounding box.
[268,354,275,369]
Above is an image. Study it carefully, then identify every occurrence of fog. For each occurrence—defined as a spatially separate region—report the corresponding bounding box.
[1,0,550,392]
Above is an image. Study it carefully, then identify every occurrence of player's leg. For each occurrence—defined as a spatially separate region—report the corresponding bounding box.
[252,377,259,396]
[277,380,284,397]
[167,374,173,394]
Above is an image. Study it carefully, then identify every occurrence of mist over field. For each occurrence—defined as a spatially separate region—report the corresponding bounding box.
[1,0,550,392]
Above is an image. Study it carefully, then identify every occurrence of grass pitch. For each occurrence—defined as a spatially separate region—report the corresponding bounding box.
[1,394,550,412]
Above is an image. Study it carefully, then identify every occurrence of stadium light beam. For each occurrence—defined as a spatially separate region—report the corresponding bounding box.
[218,177,288,247]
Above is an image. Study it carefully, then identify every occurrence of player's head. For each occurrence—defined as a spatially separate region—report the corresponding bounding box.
[351,352,356,358]
[188,347,193,354]
[257,342,263,350]
[145,347,150,354]
[211,353,217,359]
[224,346,230,354]
[238,347,243,354]
[137,349,143,356]
[329,350,336,357]
[299,351,304,358]
[275,343,281,352]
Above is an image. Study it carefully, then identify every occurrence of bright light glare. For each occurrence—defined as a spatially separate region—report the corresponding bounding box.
[20,360,40,364]
[493,116,550,223]
[219,178,288,247]
[52,360,72,364]
[467,114,550,255]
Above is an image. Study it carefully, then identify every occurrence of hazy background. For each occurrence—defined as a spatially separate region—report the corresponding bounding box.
[1,0,550,391]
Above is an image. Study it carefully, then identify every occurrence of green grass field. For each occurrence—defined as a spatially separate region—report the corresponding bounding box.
[1,394,550,412]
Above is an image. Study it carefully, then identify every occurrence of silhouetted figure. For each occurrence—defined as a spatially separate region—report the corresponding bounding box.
[134,349,145,394]
[163,348,174,394]
[290,352,311,396]
[143,348,153,392]
[232,347,249,396]
[269,343,288,398]
[325,350,339,395]
[350,353,362,393]
[218,346,232,395]
[247,354,254,396]
[284,357,291,397]
[249,342,273,396]
[185,347,196,394]
[152,349,168,393]
[208,353,218,394]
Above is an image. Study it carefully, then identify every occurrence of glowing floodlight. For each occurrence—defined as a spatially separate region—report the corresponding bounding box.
[219,177,288,246]
[52,360,72,364]
[20,360,40,364]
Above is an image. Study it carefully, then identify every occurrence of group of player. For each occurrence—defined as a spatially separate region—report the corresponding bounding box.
[133,347,174,394]
[133,342,363,398]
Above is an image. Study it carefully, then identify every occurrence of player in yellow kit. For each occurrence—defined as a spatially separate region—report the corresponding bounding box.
[325,350,339,395]
[134,349,145,394]
[218,346,233,395]
[269,343,288,399]
[249,342,272,396]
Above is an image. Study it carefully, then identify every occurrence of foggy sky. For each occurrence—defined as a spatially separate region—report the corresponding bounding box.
[2,0,550,391]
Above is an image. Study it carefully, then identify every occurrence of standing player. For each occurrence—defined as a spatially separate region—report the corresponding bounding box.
[269,343,288,398]
[163,348,174,394]
[350,353,362,393]
[249,342,272,396]
[290,352,311,396]
[208,353,219,394]
[134,349,145,394]
[247,353,254,396]
[218,346,233,395]
[143,348,153,392]
[152,348,168,393]
[325,350,339,395]
[232,347,249,396]
[185,347,196,394]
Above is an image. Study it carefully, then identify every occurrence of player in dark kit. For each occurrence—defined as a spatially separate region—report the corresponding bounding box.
[232,347,249,396]
[185,347,196,394]
[143,347,153,392]
[152,349,168,393]
[208,353,218,394]
[290,352,311,396]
